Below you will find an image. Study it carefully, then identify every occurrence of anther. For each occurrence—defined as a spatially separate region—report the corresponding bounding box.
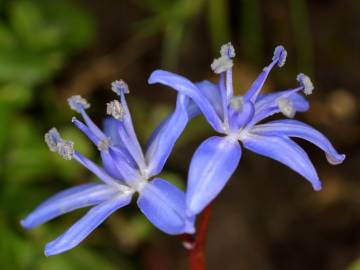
[111,80,129,96]
[106,100,125,120]
[220,42,235,58]
[211,57,233,74]
[98,138,112,152]
[57,140,74,160]
[44,128,61,152]
[278,97,295,118]
[230,96,244,112]
[272,45,287,67]
[68,95,90,113]
[297,73,314,95]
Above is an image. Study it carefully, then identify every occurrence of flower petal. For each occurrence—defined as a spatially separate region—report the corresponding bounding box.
[45,193,133,256]
[21,184,119,229]
[149,70,224,132]
[137,178,193,235]
[186,136,241,215]
[108,148,143,184]
[250,119,345,164]
[103,117,125,148]
[195,80,224,120]
[249,91,309,125]
[145,94,191,176]
[242,134,321,190]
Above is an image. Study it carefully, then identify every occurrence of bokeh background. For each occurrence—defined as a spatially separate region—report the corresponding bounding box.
[0,0,359,269]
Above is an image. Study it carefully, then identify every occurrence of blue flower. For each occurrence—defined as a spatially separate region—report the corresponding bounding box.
[148,43,345,216]
[21,80,195,256]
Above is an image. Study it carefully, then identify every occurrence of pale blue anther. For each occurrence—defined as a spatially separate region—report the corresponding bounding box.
[297,73,314,95]
[272,45,287,67]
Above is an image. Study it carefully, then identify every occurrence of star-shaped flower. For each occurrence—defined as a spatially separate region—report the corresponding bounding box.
[148,43,345,216]
[21,81,194,255]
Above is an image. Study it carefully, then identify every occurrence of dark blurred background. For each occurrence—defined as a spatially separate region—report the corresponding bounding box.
[0,0,359,269]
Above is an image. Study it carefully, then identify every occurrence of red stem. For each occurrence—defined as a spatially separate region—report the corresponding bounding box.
[181,203,214,270]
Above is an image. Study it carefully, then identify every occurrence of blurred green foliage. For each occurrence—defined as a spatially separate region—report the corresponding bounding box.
[0,1,130,269]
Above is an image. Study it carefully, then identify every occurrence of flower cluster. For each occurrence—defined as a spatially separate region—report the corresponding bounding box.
[22,43,345,255]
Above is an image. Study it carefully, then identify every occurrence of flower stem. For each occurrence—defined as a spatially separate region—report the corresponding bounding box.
[181,203,214,270]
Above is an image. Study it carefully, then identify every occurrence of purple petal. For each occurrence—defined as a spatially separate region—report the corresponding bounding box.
[108,148,142,184]
[249,91,309,126]
[102,118,137,179]
[242,134,321,190]
[145,94,191,176]
[103,118,125,148]
[228,101,255,131]
[250,119,345,165]
[45,193,132,256]
[21,184,119,229]
[148,70,224,132]
[195,80,224,120]
[137,178,193,235]
[186,136,241,215]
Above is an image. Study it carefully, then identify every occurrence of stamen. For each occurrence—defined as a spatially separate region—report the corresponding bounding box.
[211,56,233,74]
[57,140,74,160]
[230,96,244,112]
[68,95,90,113]
[44,128,61,152]
[272,45,287,67]
[106,100,125,120]
[220,42,235,58]
[297,73,314,95]
[278,97,295,118]
[44,128,75,160]
[111,80,130,96]
[98,138,112,152]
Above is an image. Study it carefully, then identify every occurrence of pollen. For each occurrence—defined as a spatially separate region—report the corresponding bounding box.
[68,95,90,113]
[111,80,130,95]
[44,128,75,160]
[98,138,112,152]
[44,128,61,152]
[220,42,235,58]
[106,100,125,120]
[297,73,314,95]
[57,140,74,160]
[230,96,244,112]
[211,57,233,74]
[278,97,295,118]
